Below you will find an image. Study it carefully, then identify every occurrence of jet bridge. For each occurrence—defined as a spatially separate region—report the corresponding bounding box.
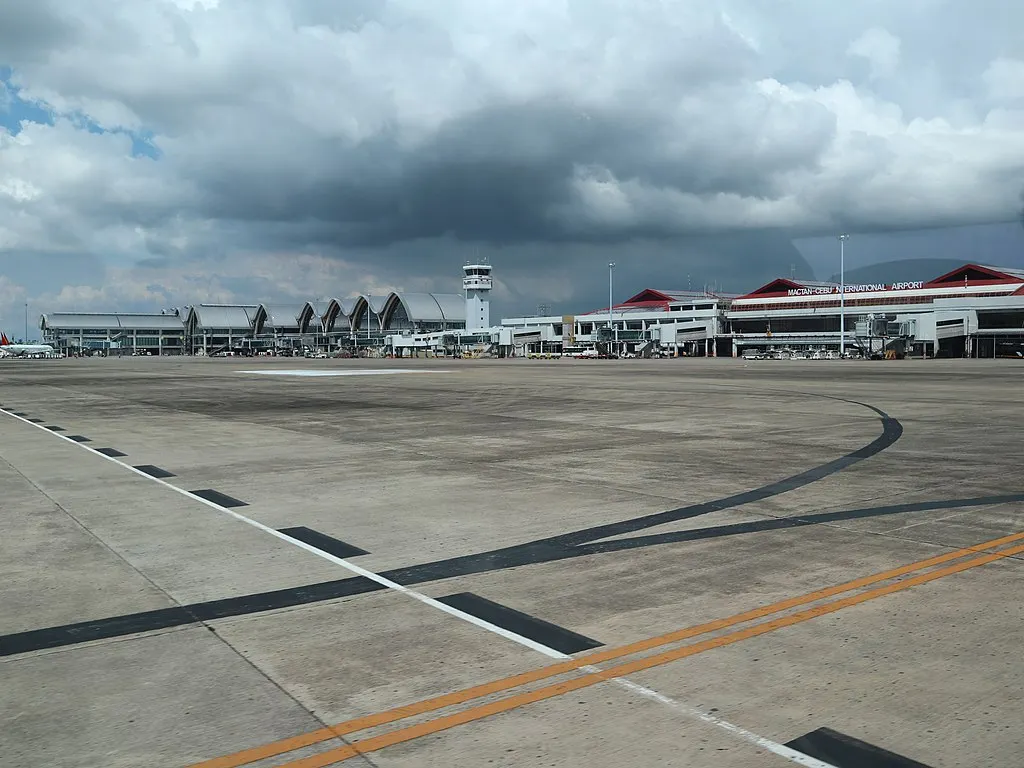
[853,315,917,358]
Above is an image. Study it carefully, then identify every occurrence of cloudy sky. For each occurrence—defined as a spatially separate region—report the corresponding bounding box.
[2,0,1024,336]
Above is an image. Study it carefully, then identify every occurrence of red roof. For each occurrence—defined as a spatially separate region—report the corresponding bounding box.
[742,278,812,297]
[737,262,1024,300]
[580,288,726,316]
[580,299,670,316]
[624,289,676,303]
[736,278,839,299]
[923,263,1024,287]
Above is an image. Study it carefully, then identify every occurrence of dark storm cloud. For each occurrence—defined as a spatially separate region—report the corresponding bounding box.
[0,253,105,288]
[191,94,837,249]
[0,1,76,63]
[188,102,616,242]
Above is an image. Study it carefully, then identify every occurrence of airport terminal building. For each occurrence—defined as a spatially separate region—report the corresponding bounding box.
[37,262,1024,359]
[501,263,1024,359]
[38,313,187,356]
[728,263,1024,358]
[501,289,735,358]
[39,266,487,357]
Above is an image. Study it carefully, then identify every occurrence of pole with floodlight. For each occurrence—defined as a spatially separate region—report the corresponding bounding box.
[838,234,850,356]
[608,262,616,356]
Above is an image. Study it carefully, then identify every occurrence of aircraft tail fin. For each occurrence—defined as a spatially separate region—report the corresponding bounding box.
[0,332,9,345]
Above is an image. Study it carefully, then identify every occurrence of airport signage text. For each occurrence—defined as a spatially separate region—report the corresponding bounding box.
[786,280,924,297]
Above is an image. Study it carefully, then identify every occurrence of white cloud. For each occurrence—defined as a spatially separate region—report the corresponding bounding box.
[0,0,1022,315]
[847,27,902,80]
[0,275,26,307]
[983,58,1024,103]
[0,248,451,330]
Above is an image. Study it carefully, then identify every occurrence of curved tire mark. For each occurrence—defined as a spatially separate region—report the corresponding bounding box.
[0,393,909,656]
[384,395,904,582]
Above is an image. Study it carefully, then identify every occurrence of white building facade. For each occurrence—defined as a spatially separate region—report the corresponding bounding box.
[501,289,735,357]
[727,263,1024,358]
[40,312,186,355]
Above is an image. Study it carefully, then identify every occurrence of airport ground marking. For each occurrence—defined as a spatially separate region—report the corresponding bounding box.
[1,409,839,768]
[190,529,1024,768]
[270,539,1024,768]
[601,677,838,768]
[1,401,1008,768]
[0,408,568,660]
[2,400,902,768]
[235,369,452,377]
[2,392,908,645]
[6,493,1018,657]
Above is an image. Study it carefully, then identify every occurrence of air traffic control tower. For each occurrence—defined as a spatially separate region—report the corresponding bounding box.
[463,261,493,331]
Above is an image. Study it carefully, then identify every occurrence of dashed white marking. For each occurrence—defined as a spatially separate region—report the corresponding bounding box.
[1,406,835,767]
[0,407,556,658]
[236,369,451,377]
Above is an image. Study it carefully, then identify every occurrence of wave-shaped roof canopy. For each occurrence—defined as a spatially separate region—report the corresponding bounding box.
[138,295,472,336]
[253,303,305,334]
[322,292,466,332]
[186,304,259,332]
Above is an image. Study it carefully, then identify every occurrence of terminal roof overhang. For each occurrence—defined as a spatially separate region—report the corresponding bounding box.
[40,312,185,331]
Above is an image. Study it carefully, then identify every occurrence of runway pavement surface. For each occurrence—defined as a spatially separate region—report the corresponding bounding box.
[1,356,1021,768]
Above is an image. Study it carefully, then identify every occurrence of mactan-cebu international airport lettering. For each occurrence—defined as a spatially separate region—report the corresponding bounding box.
[787,281,925,296]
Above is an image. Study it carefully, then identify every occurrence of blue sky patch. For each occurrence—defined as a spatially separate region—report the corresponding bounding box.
[1,66,160,158]
[0,68,53,133]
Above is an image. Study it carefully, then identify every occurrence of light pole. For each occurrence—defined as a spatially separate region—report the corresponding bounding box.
[24,302,28,344]
[608,262,616,355]
[838,234,850,356]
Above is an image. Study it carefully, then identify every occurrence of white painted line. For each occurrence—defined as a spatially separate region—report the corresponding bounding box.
[0,407,560,659]
[235,369,452,377]
[1,406,836,767]
[608,676,837,768]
